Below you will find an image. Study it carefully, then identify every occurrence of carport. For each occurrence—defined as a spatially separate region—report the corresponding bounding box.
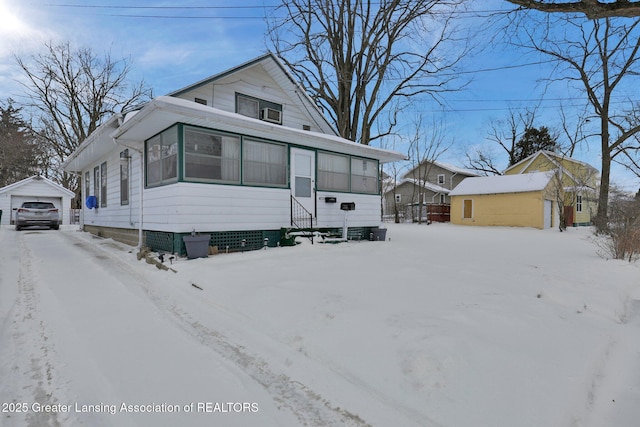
[0,176,75,226]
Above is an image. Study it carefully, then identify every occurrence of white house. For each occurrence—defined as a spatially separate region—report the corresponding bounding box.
[62,53,405,254]
[0,175,75,226]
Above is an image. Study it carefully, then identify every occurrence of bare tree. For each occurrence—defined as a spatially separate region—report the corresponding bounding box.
[558,104,590,157]
[593,186,640,261]
[465,108,554,174]
[505,0,640,20]
[382,159,407,224]
[512,16,640,230]
[15,41,152,204]
[548,157,598,231]
[406,117,452,224]
[267,0,468,145]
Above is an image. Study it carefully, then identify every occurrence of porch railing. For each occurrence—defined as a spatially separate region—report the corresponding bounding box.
[290,195,314,244]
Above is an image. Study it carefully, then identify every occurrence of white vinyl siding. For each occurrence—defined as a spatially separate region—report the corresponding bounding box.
[173,63,331,133]
[82,149,143,229]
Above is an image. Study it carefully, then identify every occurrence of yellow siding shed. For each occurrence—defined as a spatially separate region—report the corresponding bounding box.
[449,172,556,229]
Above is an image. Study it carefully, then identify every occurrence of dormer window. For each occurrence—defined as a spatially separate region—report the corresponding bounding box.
[236,93,282,124]
[236,95,259,118]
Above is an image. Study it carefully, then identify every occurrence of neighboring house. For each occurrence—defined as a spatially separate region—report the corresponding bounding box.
[0,175,75,226]
[503,150,599,227]
[449,172,558,229]
[383,161,479,222]
[62,53,405,254]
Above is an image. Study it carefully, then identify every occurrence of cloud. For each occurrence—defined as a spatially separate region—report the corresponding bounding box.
[0,0,50,58]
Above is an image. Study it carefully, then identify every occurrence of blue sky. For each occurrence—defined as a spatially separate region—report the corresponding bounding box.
[1,0,638,192]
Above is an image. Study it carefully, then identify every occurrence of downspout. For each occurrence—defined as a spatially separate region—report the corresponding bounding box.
[112,140,144,249]
[111,112,145,249]
[450,171,458,191]
[137,151,143,249]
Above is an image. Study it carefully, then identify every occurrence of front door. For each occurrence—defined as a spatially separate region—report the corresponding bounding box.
[290,148,316,217]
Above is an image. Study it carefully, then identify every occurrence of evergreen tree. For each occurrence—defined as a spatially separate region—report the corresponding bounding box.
[511,126,559,166]
[0,99,42,187]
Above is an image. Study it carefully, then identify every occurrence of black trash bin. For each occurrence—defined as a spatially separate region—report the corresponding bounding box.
[371,228,387,241]
[183,234,211,259]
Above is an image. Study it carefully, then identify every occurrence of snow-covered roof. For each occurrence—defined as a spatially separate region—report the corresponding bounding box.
[400,178,451,194]
[63,96,406,172]
[403,160,480,180]
[433,161,481,177]
[449,171,554,196]
[0,175,74,197]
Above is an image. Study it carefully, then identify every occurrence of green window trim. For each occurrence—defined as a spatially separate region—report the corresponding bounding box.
[143,124,381,196]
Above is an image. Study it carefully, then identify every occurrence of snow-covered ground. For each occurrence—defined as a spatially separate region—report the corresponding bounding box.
[1,223,638,427]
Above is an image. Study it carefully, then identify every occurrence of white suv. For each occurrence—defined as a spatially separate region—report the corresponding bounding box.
[15,202,60,230]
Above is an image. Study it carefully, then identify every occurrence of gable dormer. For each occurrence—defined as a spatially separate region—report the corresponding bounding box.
[167,53,336,136]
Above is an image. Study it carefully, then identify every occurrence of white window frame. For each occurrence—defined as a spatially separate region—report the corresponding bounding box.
[100,162,107,208]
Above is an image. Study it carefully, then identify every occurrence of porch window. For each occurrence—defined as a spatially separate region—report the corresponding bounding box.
[100,162,107,207]
[576,195,583,212]
[146,126,178,187]
[440,194,445,204]
[318,152,349,191]
[184,127,240,183]
[351,157,379,194]
[242,139,286,186]
[463,199,473,219]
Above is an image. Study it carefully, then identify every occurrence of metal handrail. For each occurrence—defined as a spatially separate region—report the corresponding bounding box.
[290,195,314,244]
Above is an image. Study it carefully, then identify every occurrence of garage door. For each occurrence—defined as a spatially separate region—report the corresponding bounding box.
[544,200,552,229]
[10,196,63,224]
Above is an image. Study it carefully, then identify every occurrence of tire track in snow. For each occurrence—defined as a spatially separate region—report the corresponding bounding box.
[168,305,371,427]
[11,231,65,427]
[59,231,372,427]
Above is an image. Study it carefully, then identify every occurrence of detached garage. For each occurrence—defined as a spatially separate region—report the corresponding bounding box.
[449,172,558,230]
[0,176,75,226]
